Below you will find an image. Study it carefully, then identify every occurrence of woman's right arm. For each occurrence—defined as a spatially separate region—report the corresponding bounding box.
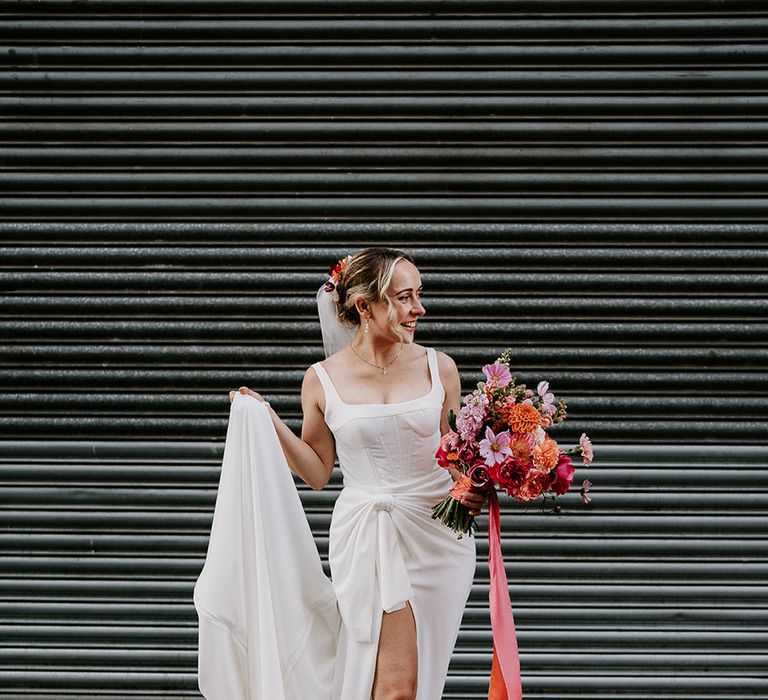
[272,367,335,490]
[233,367,335,491]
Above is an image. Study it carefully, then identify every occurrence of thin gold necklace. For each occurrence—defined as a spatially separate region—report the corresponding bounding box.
[349,338,405,375]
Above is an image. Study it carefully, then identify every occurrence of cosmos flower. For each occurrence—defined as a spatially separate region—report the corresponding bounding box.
[482,362,512,389]
[537,380,556,414]
[479,426,513,467]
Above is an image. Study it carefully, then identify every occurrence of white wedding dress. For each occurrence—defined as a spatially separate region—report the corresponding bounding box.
[312,345,476,699]
[194,345,476,700]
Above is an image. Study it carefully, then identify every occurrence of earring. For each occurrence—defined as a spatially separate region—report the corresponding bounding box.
[364,317,369,334]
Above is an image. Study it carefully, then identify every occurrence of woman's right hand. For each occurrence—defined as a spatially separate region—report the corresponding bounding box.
[229,386,268,404]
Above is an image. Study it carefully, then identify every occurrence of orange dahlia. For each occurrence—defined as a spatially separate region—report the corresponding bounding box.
[511,471,549,502]
[507,402,541,434]
[510,436,532,461]
[532,436,559,474]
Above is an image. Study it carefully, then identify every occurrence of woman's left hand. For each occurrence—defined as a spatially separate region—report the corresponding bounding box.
[461,489,489,517]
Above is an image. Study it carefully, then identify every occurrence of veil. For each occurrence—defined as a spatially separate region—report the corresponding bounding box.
[316,283,358,358]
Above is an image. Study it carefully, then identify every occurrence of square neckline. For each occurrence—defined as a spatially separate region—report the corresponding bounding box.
[315,346,437,408]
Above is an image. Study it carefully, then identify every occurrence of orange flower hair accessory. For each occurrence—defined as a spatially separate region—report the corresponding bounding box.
[323,254,353,300]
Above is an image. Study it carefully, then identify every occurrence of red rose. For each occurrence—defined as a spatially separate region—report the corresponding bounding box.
[467,461,493,491]
[490,459,528,491]
[548,453,575,495]
[457,441,477,465]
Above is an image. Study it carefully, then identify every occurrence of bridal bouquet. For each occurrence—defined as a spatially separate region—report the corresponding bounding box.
[431,347,593,537]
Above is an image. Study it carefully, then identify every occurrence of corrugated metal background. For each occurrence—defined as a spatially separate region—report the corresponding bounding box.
[1,1,767,697]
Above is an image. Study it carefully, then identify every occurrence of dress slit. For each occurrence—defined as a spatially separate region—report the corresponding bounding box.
[372,599,420,700]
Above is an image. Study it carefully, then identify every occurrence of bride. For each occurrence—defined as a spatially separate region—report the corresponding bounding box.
[231,247,486,700]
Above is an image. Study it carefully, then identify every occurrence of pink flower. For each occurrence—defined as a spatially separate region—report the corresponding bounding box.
[537,380,556,413]
[579,433,593,466]
[548,454,575,495]
[482,362,512,389]
[580,478,592,504]
[479,426,513,467]
[441,430,460,452]
[467,461,493,490]
[457,408,482,441]
[457,392,488,441]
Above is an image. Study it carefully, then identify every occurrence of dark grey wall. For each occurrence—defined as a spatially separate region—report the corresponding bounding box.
[1,2,767,698]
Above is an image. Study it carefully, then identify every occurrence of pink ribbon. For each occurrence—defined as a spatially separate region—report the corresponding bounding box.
[487,488,523,699]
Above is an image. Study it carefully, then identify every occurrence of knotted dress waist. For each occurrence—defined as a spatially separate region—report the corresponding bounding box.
[329,468,454,643]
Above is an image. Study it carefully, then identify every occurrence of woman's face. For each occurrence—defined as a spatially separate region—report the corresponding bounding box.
[365,259,425,344]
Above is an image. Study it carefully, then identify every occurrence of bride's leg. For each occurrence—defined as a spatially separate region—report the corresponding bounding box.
[371,601,418,700]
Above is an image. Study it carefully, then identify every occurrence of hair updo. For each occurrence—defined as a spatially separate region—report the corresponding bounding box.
[334,247,416,329]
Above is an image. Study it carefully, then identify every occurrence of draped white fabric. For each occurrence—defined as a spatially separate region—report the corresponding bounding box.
[193,393,340,700]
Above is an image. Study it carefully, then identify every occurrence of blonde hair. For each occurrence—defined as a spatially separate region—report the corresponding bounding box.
[335,247,416,333]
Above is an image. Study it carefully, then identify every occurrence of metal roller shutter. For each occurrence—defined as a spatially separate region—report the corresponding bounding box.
[1,1,766,697]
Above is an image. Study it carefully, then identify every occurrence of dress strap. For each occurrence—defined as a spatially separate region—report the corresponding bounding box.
[426,347,444,400]
[311,362,340,412]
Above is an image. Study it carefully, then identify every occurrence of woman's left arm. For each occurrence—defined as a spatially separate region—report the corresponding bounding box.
[437,350,488,517]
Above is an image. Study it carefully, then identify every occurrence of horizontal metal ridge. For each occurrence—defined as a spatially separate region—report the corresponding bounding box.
[4,245,767,268]
[0,634,765,658]
[2,552,766,584]
[4,17,768,41]
[0,671,765,696]
[0,441,762,462]
[0,345,764,371]
[2,0,768,13]
[0,418,761,442]
[0,221,765,244]
[8,68,768,92]
[5,95,768,118]
[2,297,766,321]
[5,120,768,143]
[1,605,763,630]
[2,0,768,14]
[6,266,768,288]
[5,145,768,165]
[3,440,766,468]
[5,196,768,221]
[1,389,766,413]
[4,42,768,68]
[2,318,766,339]
[0,514,765,537]
[0,577,764,603]
[5,174,768,198]
[1,649,767,673]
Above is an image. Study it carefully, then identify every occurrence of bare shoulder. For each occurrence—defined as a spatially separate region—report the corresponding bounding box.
[301,363,324,410]
[302,363,321,386]
[435,348,459,377]
[434,348,461,394]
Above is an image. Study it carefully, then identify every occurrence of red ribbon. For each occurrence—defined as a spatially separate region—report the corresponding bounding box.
[487,488,523,699]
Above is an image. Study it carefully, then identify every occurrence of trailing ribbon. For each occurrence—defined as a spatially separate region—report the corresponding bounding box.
[487,488,523,699]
